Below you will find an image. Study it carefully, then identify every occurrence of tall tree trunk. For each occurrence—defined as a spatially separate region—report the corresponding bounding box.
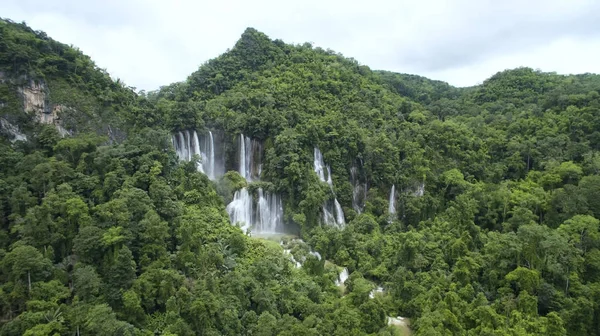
[565,266,570,296]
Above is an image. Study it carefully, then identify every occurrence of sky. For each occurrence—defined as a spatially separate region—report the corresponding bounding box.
[3,0,600,91]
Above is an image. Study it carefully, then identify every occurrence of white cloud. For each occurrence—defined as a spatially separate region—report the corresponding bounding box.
[2,0,600,91]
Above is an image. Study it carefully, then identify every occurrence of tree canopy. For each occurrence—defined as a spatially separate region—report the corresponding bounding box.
[2,18,600,335]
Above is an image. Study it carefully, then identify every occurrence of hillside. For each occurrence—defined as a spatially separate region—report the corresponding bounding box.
[1,19,600,335]
[0,18,140,140]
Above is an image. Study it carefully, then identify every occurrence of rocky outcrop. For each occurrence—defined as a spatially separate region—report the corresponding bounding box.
[19,80,50,120]
[16,79,70,136]
[0,117,27,142]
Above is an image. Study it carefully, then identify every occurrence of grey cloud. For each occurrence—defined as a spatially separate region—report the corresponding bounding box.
[2,0,600,90]
[395,1,600,71]
[4,0,148,27]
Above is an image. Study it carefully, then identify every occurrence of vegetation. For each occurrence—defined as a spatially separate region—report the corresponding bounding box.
[2,19,600,335]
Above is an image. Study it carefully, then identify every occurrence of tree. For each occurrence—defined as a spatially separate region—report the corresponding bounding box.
[1,245,52,293]
[72,264,101,302]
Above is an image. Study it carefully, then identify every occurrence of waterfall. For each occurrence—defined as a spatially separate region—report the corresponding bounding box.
[333,199,345,225]
[252,138,263,180]
[226,187,284,234]
[313,147,345,228]
[208,131,215,179]
[309,251,322,260]
[173,130,223,180]
[283,248,302,268]
[314,148,327,182]
[226,135,284,233]
[369,286,384,299]
[323,206,336,225]
[185,131,192,161]
[176,132,186,160]
[238,134,262,181]
[256,188,283,233]
[226,188,253,233]
[281,239,322,268]
[326,166,333,188]
[200,131,215,179]
[388,185,396,221]
[239,134,248,180]
[414,182,425,197]
[335,268,349,286]
[350,163,367,214]
[192,131,203,173]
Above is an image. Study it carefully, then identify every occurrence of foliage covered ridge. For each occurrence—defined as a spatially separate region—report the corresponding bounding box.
[2,19,600,335]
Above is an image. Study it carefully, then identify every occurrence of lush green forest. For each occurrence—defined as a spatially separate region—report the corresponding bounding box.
[2,18,600,335]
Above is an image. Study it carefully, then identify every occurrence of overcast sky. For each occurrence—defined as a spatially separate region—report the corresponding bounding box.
[3,0,600,91]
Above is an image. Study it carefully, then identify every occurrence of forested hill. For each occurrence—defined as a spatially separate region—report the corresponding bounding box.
[2,19,600,336]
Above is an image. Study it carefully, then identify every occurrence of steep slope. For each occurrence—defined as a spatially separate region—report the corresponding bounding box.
[0,18,139,141]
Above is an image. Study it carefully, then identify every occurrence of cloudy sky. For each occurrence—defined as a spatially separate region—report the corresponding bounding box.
[3,0,600,91]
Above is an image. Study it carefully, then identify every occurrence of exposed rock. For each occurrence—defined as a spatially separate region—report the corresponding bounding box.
[413,182,425,197]
[369,286,384,298]
[19,80,49,116]
[387,316,407,327]
[0,118,27,142]
[17,79,71,136]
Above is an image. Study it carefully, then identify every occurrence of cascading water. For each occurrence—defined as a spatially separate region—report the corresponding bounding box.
[192,131,203,173]
[281,239,322,268]
[335,268,349,286]
[313,147,345,228]
[256,188,283,233]
[226,188,253,233]
[369,286,384,298]
[314,148,327,181]
[388,185,396,221]
[176,132,186,160]
[226,135,283,234]
[172,130,223,180]
[238,134,262,182]
[326,166,333,187]
[201,131,216,179]
[185,130,192,161]
[226,187,284,234]
[239,134,248,180]
[333,199,345,225]
[414,182,425,197]
[350,162,367,214]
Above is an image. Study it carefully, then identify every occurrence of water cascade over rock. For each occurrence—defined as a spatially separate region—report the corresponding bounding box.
[172,130,223,180]
[350,161,367,214]
[227,187,284,234]
[413,182,425,197]
[369,286,384,298]
[280,239,322,268]
[335,268,349,286]
[313,148,346,228]
[256,188,283,233]
[226,188,253,232]
[238,134,262,182]
[227,134,284,234]
[388,185,396,221]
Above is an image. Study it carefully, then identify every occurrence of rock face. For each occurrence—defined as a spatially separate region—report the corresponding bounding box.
[20,81,48,115]
[17,79,70,136]
[19,80,59,124]
[0,118,27,142]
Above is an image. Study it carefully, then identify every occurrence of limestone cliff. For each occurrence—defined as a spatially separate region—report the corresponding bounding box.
[0,78,71,140]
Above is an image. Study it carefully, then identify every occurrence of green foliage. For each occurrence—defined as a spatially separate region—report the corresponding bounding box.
[2,19,600,336]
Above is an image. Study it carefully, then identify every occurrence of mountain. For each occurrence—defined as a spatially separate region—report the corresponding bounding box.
[0,18,140,141]
[2,18,600,335]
